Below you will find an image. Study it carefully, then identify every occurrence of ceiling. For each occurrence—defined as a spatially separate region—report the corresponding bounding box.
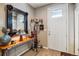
[29,3,50,8]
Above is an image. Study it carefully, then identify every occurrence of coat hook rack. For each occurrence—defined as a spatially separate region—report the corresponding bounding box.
[30,18,44,52]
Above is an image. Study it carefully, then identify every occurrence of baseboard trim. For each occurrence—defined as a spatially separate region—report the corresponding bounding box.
[43,47,48,49]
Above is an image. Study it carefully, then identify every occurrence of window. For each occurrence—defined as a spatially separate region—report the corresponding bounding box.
[52,9,62,18]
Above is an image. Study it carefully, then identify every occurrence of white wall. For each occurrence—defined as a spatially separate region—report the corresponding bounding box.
[0,4,6,30]
[9,3,27,12]
[35,5,48,47]
[26,4,35,34]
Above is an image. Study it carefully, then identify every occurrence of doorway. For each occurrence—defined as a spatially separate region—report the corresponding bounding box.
[47,4,67,52]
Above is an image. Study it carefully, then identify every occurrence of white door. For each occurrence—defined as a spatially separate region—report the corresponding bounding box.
[48,4,67,52]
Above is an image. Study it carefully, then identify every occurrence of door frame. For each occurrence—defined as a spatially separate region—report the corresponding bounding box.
[75,8,79,55]
[47,4,68,52]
